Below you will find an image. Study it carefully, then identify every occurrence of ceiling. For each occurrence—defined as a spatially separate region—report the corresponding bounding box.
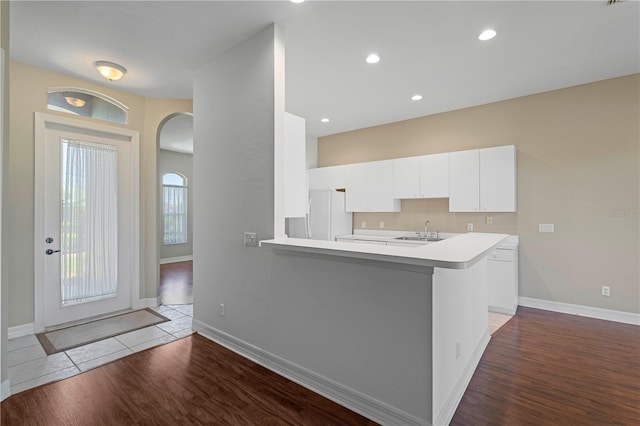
[10,1,640,144]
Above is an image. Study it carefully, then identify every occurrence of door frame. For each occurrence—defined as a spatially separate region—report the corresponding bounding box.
[34,112,140,332]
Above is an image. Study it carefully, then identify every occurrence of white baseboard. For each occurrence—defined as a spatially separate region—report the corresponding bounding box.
[519,297,640,326]
[1,379,10,401]
[8,323,35,340]
[136,297,160,309]
[193,319,427,426]
[159,255,193,265]
[433,329,491,426]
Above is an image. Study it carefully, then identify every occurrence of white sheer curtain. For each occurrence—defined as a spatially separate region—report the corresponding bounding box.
[163,184,187,244]
[61,139,118,306]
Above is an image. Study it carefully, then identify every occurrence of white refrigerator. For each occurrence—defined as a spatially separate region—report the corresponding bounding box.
[288,190,353,241]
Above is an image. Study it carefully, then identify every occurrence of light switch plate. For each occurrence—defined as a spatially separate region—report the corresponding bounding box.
[539,224,555,233]
[243,232,258,247]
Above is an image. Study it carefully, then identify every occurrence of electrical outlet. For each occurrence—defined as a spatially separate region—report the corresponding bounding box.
[601,286,610,297]
[218,303,225,317]
[361,221,366,228]
[243,232,257,247]
[456,342,461,359]
[467,223,473,232]
[379,221,384,229]
[486,216,493,225]
[539,224,555,233]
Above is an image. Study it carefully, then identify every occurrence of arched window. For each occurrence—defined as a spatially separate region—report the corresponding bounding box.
[47,87,129,124]
[163,173,188,245]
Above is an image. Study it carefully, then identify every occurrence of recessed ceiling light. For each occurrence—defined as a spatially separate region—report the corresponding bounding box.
[321,118,330,123]
[411,94,423,101]
[290,0,304,3]
[478,29,497,41]
[365,54,381,64]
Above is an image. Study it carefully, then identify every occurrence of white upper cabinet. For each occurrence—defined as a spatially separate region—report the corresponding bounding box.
[284,112,307,218]
[394,153,449,199]
[449,145,516,212]
[367,160,400,212]
[393,157,420,198]
[308,164,347,190]
[325,165,347,190]
[480,145,516,212]
[345,160,400,212]
[344,163,368,212]
[449,149,480,212]
[307,167,328,190]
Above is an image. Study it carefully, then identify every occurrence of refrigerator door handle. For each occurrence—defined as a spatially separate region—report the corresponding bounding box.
[306,199,312,238]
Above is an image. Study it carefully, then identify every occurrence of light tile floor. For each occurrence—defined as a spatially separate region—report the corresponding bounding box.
[489,311,513,335]
[7,305,193,395]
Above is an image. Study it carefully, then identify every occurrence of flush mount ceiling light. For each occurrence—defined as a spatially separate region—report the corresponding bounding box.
[290,0,304,3]
[478,29,497,41]
[411,94,423,101]
[64,95,86,108]
[365,53,381,64]
[94,61,127,81]
[321,118,330,123]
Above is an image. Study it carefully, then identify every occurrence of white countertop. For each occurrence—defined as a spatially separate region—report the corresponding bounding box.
[260,232,509,269]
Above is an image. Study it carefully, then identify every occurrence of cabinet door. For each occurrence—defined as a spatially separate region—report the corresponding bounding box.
[480,145,516,212]
[344,163,368,212]
[393,157,420,199]
[325,165,347,190]
[284,113,307,217]
[307,168,327,190]
[449,149,480,212]
[419,153,449,198]
[368,160,400,212]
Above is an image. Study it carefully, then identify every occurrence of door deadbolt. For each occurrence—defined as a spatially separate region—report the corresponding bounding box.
[45,237,54,244]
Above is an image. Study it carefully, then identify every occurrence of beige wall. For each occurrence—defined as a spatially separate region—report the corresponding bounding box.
[319,74,640,314]
[8,61,192,327]
[1,0,10,387]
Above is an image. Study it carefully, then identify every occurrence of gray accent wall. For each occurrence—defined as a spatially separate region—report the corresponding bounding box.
[158,149,193,260]
[192,23,442,425]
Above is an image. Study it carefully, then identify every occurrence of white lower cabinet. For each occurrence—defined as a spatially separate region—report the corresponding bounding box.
[487,246,518,315]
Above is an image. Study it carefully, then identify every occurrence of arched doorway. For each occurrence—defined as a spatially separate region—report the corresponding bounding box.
[157,113,193,306]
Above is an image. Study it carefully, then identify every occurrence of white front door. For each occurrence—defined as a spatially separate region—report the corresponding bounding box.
[35,114,139,329]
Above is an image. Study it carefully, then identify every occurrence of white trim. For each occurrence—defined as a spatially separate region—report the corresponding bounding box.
[193,319,427,426]
[433,329,490,426]
[8,323,35,340]
[135,297,160,309]
[519,297,640,326]
[47,87,130,113]
[1,379,10,401]
[33,113,140,333]
[159,255,193,265]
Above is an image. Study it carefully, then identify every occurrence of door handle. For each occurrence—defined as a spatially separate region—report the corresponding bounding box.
[46,249,61,255]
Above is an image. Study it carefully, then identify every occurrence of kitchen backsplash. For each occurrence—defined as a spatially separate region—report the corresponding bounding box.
[354,198,518,234]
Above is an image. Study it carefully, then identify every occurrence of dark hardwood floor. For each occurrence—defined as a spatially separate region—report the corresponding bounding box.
[2,306,638,425]
[452,307,640,425]
[160,260,193,305]
[1,333,376,425]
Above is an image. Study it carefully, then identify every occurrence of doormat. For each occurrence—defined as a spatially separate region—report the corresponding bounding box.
[36,308,170,355]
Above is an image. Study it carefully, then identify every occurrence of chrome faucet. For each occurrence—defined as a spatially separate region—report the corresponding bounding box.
[424,220,430,236]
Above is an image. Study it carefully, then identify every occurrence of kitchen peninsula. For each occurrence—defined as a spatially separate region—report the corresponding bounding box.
[258,232,507,425]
